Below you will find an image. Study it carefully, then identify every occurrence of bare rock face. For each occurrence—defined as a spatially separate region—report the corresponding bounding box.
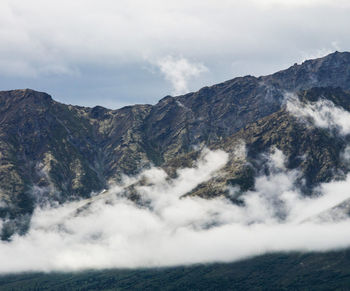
[1,51,350,238]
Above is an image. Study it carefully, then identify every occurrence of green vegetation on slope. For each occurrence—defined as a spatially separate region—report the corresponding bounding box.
[1,250,350,290]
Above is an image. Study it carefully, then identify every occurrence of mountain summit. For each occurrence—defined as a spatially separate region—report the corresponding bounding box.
[1,51,350,238]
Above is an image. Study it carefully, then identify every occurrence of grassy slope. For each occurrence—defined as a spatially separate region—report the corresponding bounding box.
[1,250,350,290]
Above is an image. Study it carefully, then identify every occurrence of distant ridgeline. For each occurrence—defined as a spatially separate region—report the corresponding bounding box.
[1,51,350,238]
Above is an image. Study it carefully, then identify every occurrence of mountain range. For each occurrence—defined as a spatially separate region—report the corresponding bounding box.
[1,51,350,239]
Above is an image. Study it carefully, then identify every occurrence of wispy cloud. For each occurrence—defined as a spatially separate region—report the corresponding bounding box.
[286,93,350,135]
[156,56,208,95]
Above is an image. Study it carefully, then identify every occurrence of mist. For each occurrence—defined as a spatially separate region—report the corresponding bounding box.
[0,146,350,273]
[286,92,350,135]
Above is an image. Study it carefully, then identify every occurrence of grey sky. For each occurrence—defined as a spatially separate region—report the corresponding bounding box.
[0,0,349,108]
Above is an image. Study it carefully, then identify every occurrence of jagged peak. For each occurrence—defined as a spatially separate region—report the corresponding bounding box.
[160,51,350,103]
[305,50,350,62]
[0,88,53,104]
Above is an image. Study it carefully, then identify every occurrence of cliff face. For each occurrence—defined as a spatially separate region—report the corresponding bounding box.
[1,51,350,238]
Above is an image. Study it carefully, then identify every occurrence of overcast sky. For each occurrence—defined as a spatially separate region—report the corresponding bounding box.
[0,0,349,108]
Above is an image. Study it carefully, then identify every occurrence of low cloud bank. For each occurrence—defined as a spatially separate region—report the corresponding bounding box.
[1,148,350,273]
[286,93,350,135]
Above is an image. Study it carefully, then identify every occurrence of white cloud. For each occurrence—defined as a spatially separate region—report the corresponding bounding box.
[286,93,350,135]
[2,148,350,273]
[253,0,349,7]
[341,145,350,166]
[1,0,350,107]
[268,147,286,170]
[156,56,208,95]
[0,0,350,79]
